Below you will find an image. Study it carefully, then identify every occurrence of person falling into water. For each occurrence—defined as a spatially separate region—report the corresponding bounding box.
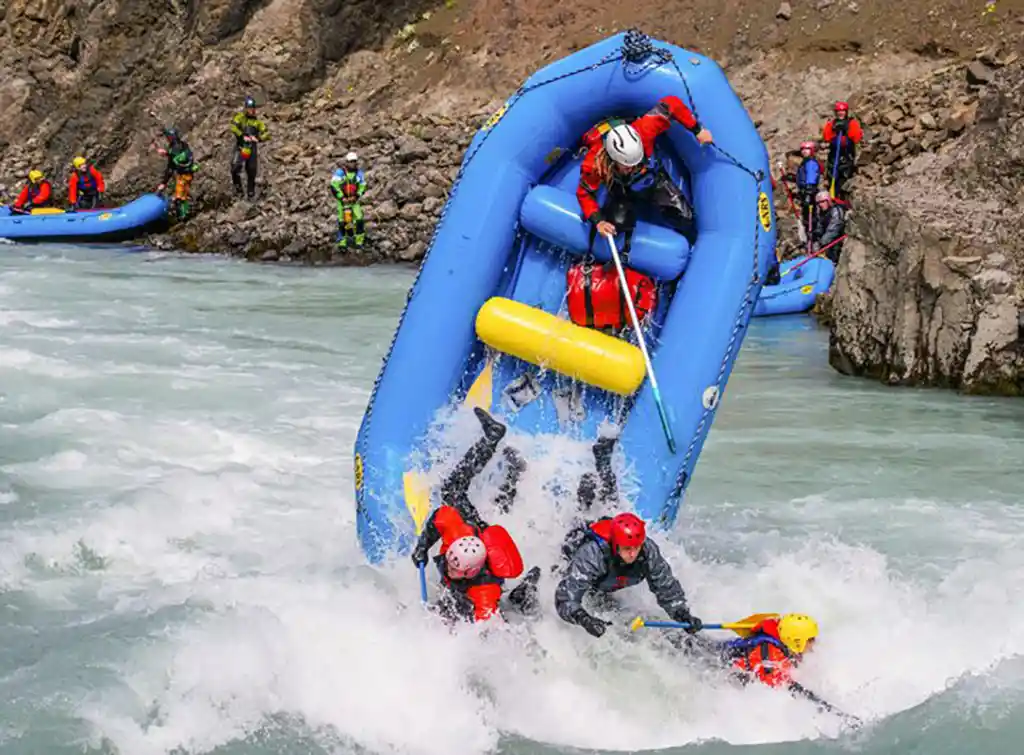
[552,433,704,637]
[411,407,540,623]
[493,429,702,636]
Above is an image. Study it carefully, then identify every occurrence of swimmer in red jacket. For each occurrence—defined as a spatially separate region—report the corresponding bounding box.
[411,408,539,623]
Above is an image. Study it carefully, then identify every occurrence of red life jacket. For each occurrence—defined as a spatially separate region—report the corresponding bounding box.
[433,505,524,581]
[567,261,657,330]
[732,619,795,687]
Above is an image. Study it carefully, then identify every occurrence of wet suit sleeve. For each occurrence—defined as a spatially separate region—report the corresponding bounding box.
[355,170,366,197]
[847,119,863,144]
[256,119,270,141]
[576,146,604,225]
[413,508,443,556]
[632,95,701,151]
[13,185,29,209]
[91,166,106,194]
[643,539,691,619]
[230,113,245,145]
[555,539,607,623]
[655,95,700,132]
[35,182,51,205]
[68,173,79,205]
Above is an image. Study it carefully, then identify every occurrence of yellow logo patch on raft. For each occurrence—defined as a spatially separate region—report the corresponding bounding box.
[800,284,814,295]
[757,192,772,232]
[482,103,508,131]
[98,212,113,221]
[354,453,364,492]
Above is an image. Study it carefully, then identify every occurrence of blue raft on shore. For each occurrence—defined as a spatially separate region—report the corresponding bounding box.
[353,32,776,563]
[0,194,169,243]
[753,255,836,317]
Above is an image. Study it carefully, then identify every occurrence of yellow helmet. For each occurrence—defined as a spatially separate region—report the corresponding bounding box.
[778,613,819,654]
[72,156,87,170]
[28,169,44,183]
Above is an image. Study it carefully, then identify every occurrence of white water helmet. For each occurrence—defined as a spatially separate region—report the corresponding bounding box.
[604,124,644,167]
[345,151,358,162]
[815,190,832,204]
[446,536,487,578]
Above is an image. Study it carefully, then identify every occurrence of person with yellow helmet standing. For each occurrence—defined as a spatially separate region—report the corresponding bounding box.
[12,170,53,213]
[68,157,106,210]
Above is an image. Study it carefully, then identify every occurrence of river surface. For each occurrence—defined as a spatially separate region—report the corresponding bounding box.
[2,244,1023,755]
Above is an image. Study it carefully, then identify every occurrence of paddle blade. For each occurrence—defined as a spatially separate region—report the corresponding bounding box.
[630,616,645,632]
[464,357,494,411]
[724,613,780,637]
[402,471,432,535]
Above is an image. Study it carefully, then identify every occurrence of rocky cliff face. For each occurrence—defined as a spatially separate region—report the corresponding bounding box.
[824,52,1023,395]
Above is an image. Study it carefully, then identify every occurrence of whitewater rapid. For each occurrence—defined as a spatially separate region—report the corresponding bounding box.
[2,245,1023,755]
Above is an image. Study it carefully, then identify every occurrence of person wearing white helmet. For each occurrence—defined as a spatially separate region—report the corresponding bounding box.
[810,190,846,263]
[330,151,368,250]
[411,407,540,623]
[576,94,713,251]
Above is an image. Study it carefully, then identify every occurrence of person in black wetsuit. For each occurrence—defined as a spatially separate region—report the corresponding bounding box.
[554,433,703,638]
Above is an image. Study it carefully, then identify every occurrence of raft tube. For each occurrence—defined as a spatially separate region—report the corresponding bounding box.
[353,32,776,563]
[0,194,169,242]
[753,255,835,317]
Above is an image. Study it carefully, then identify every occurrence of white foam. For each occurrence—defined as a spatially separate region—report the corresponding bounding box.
[3,252,1023,754]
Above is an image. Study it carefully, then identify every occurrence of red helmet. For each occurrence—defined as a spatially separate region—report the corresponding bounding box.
[800,140,816,153]
[834,101,849,114]
[610,513,646,549]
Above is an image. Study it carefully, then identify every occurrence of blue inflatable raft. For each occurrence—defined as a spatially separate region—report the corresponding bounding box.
[353,32,776,563]
[0,194,168,243]
[753,255,835,317]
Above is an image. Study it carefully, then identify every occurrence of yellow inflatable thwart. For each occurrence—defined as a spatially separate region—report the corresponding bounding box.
[475,297,645,396]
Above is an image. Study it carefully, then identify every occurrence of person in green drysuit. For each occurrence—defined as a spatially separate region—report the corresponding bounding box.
[329,152,367,250]
[155,127,199,221]
[230,96,270,200]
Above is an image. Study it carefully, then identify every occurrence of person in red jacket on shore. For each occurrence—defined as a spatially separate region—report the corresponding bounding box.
[12,170,53,213]
[576,95,713,250]
[411,408,539,623]
[821,101,863,200]
[68,156,106,210]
